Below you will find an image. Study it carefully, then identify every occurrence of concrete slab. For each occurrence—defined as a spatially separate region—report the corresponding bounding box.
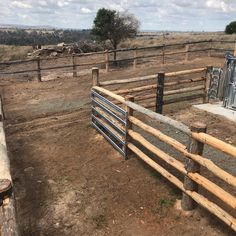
[193,102,236,123]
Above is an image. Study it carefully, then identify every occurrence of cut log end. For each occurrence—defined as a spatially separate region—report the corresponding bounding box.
[190,122,207,132]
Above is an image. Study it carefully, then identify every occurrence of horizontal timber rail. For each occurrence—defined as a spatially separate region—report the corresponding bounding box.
[94,67,208,112]
[1,39,235,78]
[99,68,206,86]
[91,86,236,231]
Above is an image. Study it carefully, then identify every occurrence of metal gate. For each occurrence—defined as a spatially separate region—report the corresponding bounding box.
[91,89,128,159]
[223,53,236,110]
[208,67,222,100]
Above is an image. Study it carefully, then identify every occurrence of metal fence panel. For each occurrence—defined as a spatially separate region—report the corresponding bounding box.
[91,90,128,159]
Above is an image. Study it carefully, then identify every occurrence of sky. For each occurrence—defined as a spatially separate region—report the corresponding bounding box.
[1,0,236,31]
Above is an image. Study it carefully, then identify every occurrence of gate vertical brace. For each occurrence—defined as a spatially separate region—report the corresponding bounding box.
[156,72,165,114]
[124,95,134,160]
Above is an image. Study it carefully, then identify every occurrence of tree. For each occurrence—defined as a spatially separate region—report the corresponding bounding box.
[225,21,236,34]
[91,8,140,61]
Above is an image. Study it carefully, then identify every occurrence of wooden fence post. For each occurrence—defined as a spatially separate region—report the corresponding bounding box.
[185,44,189,62]
[0,96,5,121]
[92,67,99,86]
[208,39,213,57]
[234,41,236,57]
[181,122,207,211]
[156,72,165,114]
[105,50,109,72]
[72,53,77,77]
[133,49,137,69]
[125,95,134,159]
[162,44,165,64]
[203,66,212,103]
[36,56,41,82]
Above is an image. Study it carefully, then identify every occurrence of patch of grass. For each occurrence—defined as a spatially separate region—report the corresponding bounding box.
[93,214,107,229]
[0,44,31,62]
[85,122,92,129]
[150,170,162,181]
[170,187,182,199]
[152,197,176,218]
[174,214,181,221]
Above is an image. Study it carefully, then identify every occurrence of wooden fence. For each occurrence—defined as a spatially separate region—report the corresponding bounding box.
[91,85,236,232]
[0,97,18,235]
[0,39,235,80]
[93,67,210,112]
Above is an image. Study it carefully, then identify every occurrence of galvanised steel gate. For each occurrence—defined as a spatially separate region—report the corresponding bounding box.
[223,53,236,110]
[91,89,128,159]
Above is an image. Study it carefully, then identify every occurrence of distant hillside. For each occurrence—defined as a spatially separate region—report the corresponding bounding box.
[0,24,56,30]
[0,28,91,46]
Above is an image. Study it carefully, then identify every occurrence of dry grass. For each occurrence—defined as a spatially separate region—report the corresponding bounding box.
[0,32,235,63]
[0,45,32,61]
[120,32,236,48]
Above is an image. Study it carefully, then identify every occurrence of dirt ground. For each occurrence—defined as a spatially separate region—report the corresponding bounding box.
[1,57,236,235]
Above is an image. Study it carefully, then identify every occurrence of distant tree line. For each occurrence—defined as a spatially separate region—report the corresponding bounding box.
[0,29,91,46]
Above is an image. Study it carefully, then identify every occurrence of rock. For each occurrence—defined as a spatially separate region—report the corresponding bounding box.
[47,179,56,185]
[51,52,58,57]
[54,222,60,228]
[24,167,34,172]
[57,42,65,47]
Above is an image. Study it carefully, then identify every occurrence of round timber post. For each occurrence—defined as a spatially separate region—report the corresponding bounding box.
[156,71,165,114]
[105,50,109,73]
[36,56,42,82]
[133,49,138,69]
[181,122,207,211]
[92,67,99,86]
[72,53,77,77]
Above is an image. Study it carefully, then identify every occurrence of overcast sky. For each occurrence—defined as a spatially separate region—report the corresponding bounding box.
[1,0,236,31]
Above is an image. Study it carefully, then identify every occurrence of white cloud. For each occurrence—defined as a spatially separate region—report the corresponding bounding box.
[1,0,236,31]
[11,1,32,9]
[81,7,92,14]
[39,0,47,6]
[57,1,69,7]
[18,13,29,19]
[206,0,236,12]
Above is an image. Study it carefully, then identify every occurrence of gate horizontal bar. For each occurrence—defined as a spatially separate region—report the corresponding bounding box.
[92,107,126,136]
[92,90,126,115]
[92,115,125,146]
[92,122,125,156]
[92,99,126,126]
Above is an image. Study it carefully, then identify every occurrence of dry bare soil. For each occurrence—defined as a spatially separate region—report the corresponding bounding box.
[1,56,235,235]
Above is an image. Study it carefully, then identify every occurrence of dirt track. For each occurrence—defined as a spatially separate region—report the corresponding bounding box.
[1,57,236,235]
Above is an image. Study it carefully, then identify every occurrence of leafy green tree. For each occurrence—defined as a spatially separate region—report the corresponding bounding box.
[91,8,140,61]
[225,21,236,34]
